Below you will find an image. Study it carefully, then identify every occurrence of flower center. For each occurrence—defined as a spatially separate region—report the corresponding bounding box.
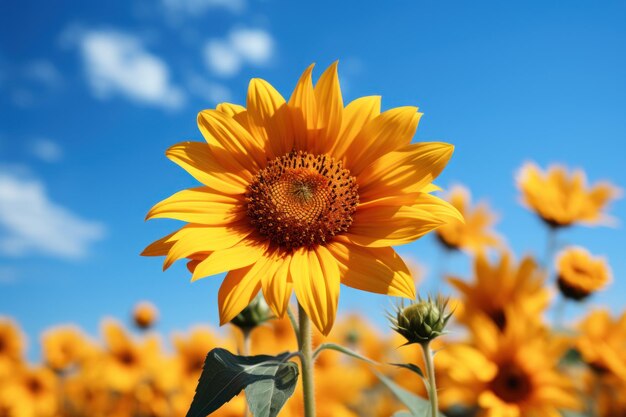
[489,362,533,403]
[246,150,358,250]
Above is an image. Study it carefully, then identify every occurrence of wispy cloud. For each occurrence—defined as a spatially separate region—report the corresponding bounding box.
[186,73,232,104]
[30,138,63,163]
[203,28,274,77]
[0,171,105,260]
[161,0,245,16]
[66,27,185,109]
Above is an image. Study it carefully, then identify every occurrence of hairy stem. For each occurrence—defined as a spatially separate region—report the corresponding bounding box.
[421,341,438,417]
[298,304,316,417]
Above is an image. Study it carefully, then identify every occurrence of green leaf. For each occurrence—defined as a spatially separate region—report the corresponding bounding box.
[392,412,415,417]
[390,362,425,378]
[314,342,377,364]
[375,371,447,417]
[245,359,299,417]
[186,348,298,417]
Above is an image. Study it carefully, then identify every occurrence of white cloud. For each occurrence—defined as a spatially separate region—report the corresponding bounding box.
[72,29,184,109]
[0,171,105,260]
[187,73,232,103]
[161,0,245,16]
[31,138,63,163]
[203,28,274,77]
[23,60,63,88]
[0,266,18,284]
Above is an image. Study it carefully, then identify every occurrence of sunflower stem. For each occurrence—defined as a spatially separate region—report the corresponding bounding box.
[420,341,438,417]
[298,303,316,417]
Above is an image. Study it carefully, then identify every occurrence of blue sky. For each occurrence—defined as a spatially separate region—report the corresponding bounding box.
[1,0,625,357]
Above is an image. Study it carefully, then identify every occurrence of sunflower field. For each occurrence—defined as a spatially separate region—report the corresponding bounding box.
[2,1,626,416]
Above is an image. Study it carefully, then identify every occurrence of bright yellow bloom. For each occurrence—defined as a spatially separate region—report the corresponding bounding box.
[437,313,580,417]
[556,246,611,301]
[436,185,502,254]
[98,319,158,392]
[516,162,621,228]
[0,318,25,381]
[41,325,91,371]
[132,301,158,329]
[0,383,34,417]
[15,367,58,417]
[143,62,462,334]
[172,326,233,381]
[449,252,550,330]
[577,309,626,382]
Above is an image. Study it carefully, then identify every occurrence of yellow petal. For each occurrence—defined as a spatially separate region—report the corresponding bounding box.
[344,106,421,175]
[218,258,270,325]
[216,103,246,117]
[329,95,381,160]
[347,193,463,247]
[247,78,293,158]
[166,142,248,194]
[191,239,269,281]
[197,109,266,169]
[326,238,415,298]
[288,64,317,150]
[357,142,454,202]
[313,61,343,154]
[262,254,293,317]
[146,187,245,225]
[290,246,340,335]
[141,231,177,257]
[163,223,251,270]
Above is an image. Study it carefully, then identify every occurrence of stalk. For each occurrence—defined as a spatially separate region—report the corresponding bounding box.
[420,341,438,417]
[298,303,316,417]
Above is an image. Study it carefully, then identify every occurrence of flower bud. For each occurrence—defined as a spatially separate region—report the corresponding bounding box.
[389,295,452,344]
[230,294,273,332]
[133,301,158,330]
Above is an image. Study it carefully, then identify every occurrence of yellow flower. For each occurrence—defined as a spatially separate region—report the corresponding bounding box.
[0,383,34,417]
[436,185,502,254]
[449,252,550,330]
[132,301,159,329]
[41,325,91,371]
[556,246,611,301]
[577,309,626,381]
[99,319,158,392]
[437,313,580,417]
[142,62,462,334]
[172,326,233,381]
[516,162,621,228]
[0,317,25,381]
[15,367,58,417]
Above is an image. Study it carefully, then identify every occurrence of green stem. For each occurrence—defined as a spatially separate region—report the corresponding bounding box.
[298,303,316,417]
[420,341,438,417]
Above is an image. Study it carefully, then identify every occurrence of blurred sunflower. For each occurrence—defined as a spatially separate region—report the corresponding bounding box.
[577,309,626,381]
[132,301,159,330]
[436,185,502,254]
[16,367,58,417]
[449,252,550,330]
[0,383,34,417]
[0,318,25,380]
[437,313,580,417]
[143,62,462,334]
[41,325,91,371]
[516,162,621,228]
[99,320,158,392]
[172,326,231,382]
[556,246,611,301]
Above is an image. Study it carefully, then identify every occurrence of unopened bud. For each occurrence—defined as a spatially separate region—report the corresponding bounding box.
[389,295,452,344]
[230,294,273,332]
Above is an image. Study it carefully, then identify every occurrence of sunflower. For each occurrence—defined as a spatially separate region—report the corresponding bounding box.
[556,246,611,301]
[16,367,59,417]
[437,313,580,417]
[0,318,25,380]
[577,309,626,381]
[142,62,462,334]
[516,162,621,228]
[448,252,550,330]
[41,325,91,371]
[435,184,502,254]
[132,301,159,330]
